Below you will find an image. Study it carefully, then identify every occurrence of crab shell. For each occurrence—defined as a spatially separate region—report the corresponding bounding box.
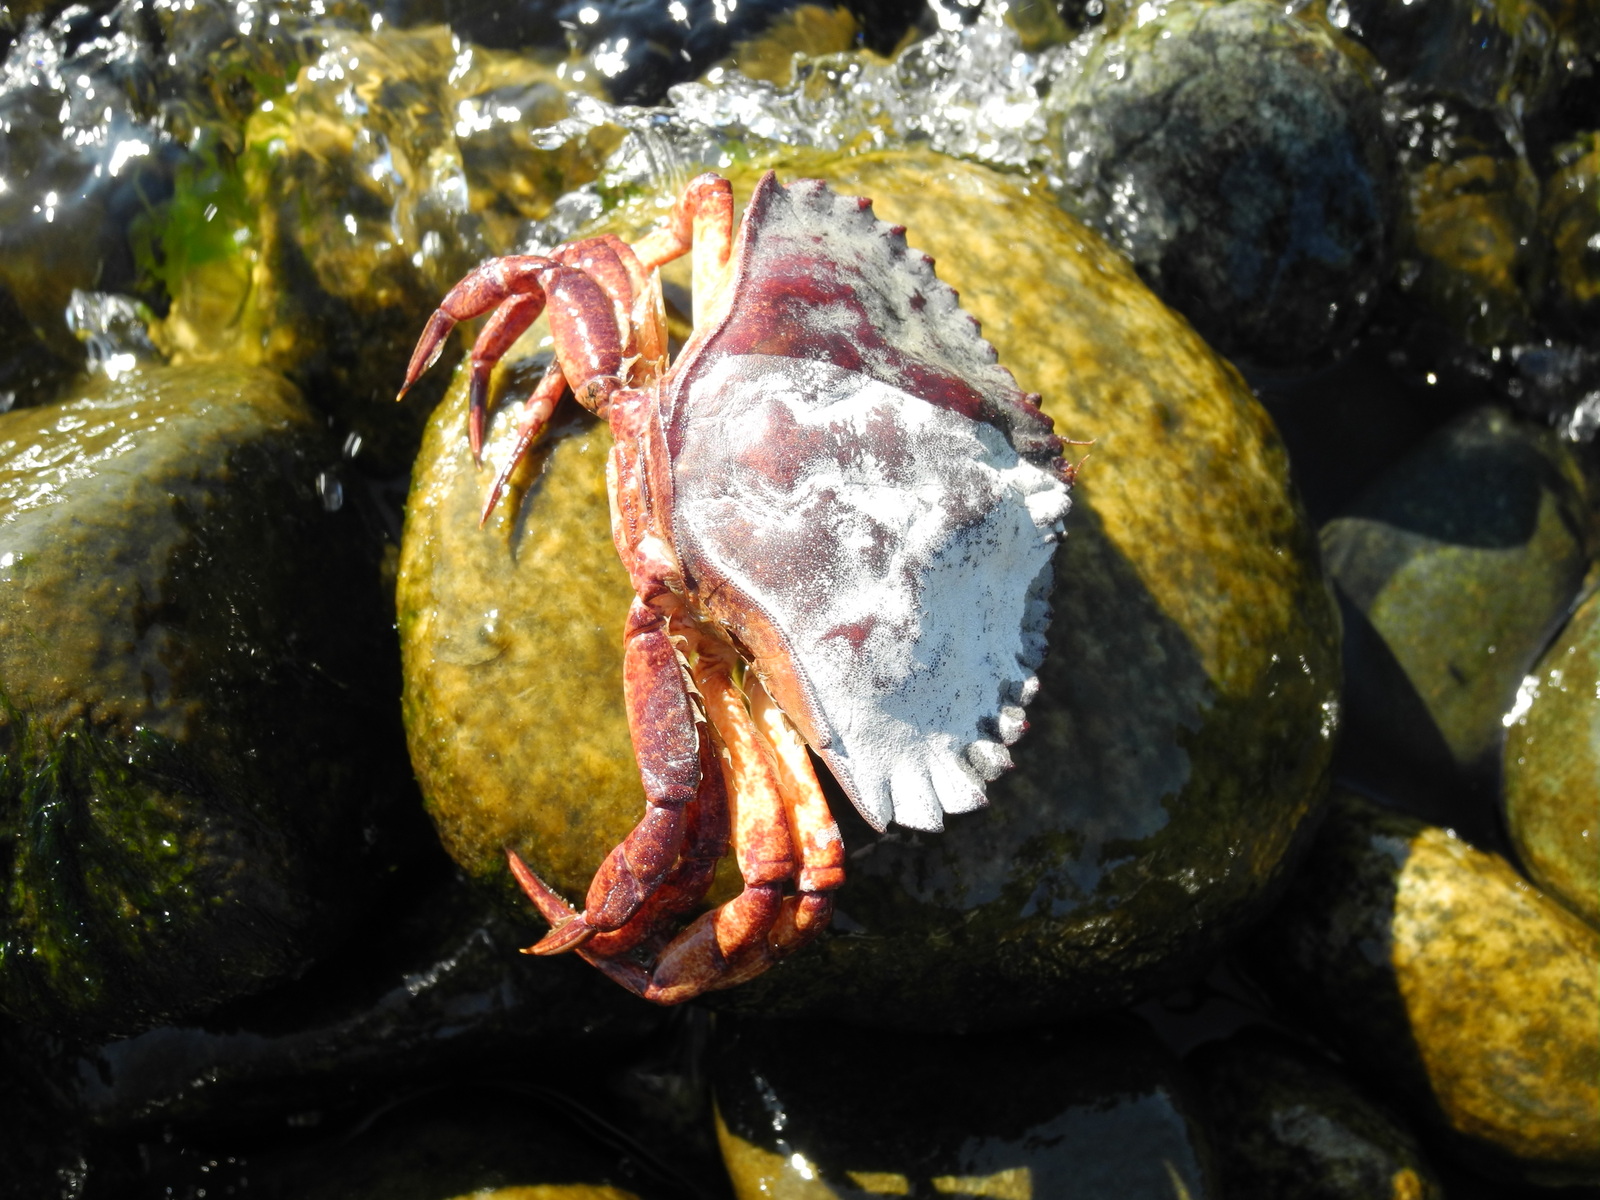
[648,173,1072,833]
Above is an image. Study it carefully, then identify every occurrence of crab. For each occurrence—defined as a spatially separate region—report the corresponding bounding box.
[397,171,1074,1004]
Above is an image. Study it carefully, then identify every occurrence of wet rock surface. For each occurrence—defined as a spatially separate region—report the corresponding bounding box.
[0,362,410,1036]
[5,855,663,1129]
[1541,131,1600,337]
[1189,1026,1446,1200]
[713,1014,1217,1199]
[1056,0,1395,365]
[1502,584,1600,929]
[1321,406,1593,833]
[1247,791,1600,1187]
[400,149,1339,1030]
[1389,92,1543,352]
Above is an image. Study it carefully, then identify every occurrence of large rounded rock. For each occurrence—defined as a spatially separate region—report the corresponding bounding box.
[1247,791,1600,1186]
[398,150,1340,1029]
[713,1015,1218,1200]
[1189,1027,1446,1200]
[1321,406,1592,830]
[1502,585,1600,929]
[1056,0,1394,365]
[0,363,410,1036]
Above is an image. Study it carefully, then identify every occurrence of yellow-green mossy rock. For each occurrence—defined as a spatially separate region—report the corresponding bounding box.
[1248,791,1600,1186]
[0,363,409,1036]
[1503,584,1600,929]
[398,150,1339,1029]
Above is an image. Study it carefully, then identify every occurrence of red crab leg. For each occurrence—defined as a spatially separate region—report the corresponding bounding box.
[747,676,844,940]
[464,294,548,464]
[630,173,736,328]
[528,597,705,955]
[626,636,795,1004]
[507,724,730,966]
[395,255,559,402]
[479,359,568,525]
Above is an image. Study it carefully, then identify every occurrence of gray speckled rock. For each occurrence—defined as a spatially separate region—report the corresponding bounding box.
[1057,0,1394,365]
[1189,1027,1445,1200]
[1247,791,1600,1186]
[1322,406,1592,831]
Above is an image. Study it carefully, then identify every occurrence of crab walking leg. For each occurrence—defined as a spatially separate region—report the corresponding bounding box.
[395,255,560,400]
[746,676,845,938]
[632,636,796,1004]
[464,292,548,463]
[479,360,568,524]
[528,597,704,955]
[583,731,731,958]
[508,729,730,978]
[630,174,737,328]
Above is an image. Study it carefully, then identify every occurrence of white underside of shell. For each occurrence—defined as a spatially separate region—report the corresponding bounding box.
[672,353,1070,832]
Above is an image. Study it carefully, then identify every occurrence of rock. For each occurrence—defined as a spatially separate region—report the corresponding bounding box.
[1389,92,1542,352]
[0,363,411,1036]
[1321,405,1592,833]
[1247,791,1600,1186]
[142,23,616,472]
[1540,132,1600,339]
[713,1014,1218,1200]
[1188,1027,1446,1200]
[6,857,662,1128]
[398,149,1339,1029]
[134,1085,662,1199]
[1056,0,1394,365]
[1337,0,1557,110]
[1502,585,1600,930]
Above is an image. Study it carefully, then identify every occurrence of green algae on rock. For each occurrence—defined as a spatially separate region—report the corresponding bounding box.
[140,23,616,473]
[1322,406,1592,825]
[1247,791,1600,1186]
[1502,584,1600,929]
[713,1015,1217,1200]
[0,363,410,1036]
[398,150,1340,1028]
[1056,0,1393,365]
[1188,1027,1445,1200]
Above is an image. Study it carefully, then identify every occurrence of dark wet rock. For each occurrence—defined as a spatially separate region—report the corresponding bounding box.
[1322,406,1592,833]
[714,1014,1218,1199]
[1247,791,1600,1186]
[1502,585,1600,930]
[6,860,662,1128]
[141,22,615,472]
[1388,91,1543,352]
[1541,132,1600,338]
[399,150,1339,1029]
[0,363,411,1037]
[1189,1027,1446,1200]
[1057,0,1394,366]
[1334,0,1558,111]
[133,1085,668,1200]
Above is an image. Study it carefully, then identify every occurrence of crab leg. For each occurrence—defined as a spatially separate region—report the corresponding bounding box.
[508,724,730,969]
[527,597,705,955]
[630,174,737,328]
